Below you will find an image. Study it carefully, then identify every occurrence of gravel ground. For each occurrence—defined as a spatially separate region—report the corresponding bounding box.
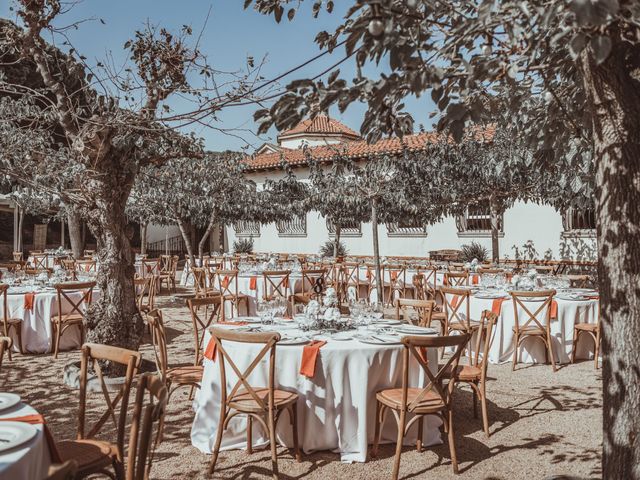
[1,289,602,480]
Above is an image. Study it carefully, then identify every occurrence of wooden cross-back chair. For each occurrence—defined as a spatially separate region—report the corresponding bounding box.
[441,310,499,437]
[510,289,557,372]
[214,270,249,320]
[207,328,301,479]
[75,259,97,273]
[444,271,469,287]
[290,269,326,312]
[440,286,481,360]
[0,336,13,371]
[572,302,601,369]
[31,253,49,270]
[147,309,204,402]
[341,262,362,300]
[394,298,436,328]
[191,267,214,298]
[186,296,222,366]
[419,266,439,300]
[141,258,160,278]
[372,334,470,478]
[364,264,384,300]
[478,268,504,275]
[126,373,167,480]
[448,262,466,272]
[134,276,156,316]
[385,265,407,306]
[0,284,23,358]
[411,274,427,301]
[51,281,96,358]
[57,343,141,479]
[262,270,291,301]
[568,274,591,289]
[61,259,77,279]
[158,255,179,293]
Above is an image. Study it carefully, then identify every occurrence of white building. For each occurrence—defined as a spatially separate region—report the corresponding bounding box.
[226,115,597,261]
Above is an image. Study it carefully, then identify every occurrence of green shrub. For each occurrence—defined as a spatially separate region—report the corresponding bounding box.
[460,241,489,262]
[319,240,347,258]
[233,237,254,254]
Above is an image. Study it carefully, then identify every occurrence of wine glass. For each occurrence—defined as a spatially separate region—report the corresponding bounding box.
[371,302,384,322]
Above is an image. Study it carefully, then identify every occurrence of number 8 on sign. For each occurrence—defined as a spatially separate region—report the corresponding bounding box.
[313,277,325,295]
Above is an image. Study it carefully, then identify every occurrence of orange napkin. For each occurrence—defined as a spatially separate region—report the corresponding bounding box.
[300,340,327,378]
[249,277,257,290]
[550,300,558,319]
[366,270,372,280]
[443,276,449,286]
[585,295,600,300]
[283,277,289,288]
[221,276,230,289]
[24,292,36,311]
[390,271,398,281]
[204,338,218,361]
[491,298,505,315]
[472,275,479,285]
[451,295,461,308]
[0,414,62,463]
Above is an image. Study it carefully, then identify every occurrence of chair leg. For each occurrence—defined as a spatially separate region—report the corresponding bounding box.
[416,416,424,453]
[547,334,557,372]
[472,387,478,419]
[571,328,579,363]
[391,410,406,480]
[268,408,279,480]
[53,323,60,359]
[4,326,12,361]
[512,335,518,371]
[447,410,459,474]
[479,382,490,438]
[208,409,226,476]
[290,404,301,462]
[246,415,253,455]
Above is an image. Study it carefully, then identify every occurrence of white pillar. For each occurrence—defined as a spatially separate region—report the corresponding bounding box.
[61,219,65,247]
[13,205,18,252]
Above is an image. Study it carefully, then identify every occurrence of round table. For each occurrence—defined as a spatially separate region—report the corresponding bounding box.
[191,321,441,463]
[0,401,52,480]
[442,290,599,364]
[2,286,100,354]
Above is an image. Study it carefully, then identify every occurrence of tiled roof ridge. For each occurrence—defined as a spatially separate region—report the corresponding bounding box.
[277,114,361,139]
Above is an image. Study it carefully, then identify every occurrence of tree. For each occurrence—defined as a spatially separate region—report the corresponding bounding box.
[247,1,638,475]
[0,2,266,363]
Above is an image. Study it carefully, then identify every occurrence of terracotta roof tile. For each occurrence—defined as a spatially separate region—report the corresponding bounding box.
[277,114,361,140]
[246,126,495,172]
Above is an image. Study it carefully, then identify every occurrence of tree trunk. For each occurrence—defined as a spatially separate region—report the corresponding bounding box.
[17,208,24,252]
[67,208,84,259]
[489,195,501,262]
[178,219,196,269]
[333,224,342,257]
[371,201,383,303]
[198,213,216,260]
[140,223,147,256]
[82,175,144,371]
[581,37,640,479]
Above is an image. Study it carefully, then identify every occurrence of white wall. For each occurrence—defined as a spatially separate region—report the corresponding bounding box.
[221,168,596,261]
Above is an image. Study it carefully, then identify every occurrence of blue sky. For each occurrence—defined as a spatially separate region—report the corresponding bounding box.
[1,1,435,151]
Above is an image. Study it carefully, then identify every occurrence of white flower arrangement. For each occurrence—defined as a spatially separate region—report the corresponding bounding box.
[323,307,340,321]
[305,300,320,316]
[527,268,537,279]
[323,287,338,307]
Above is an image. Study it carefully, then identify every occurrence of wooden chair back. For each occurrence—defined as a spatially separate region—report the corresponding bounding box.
[75,259,97,273]
[411,274,427,301]
[262,270,291,301]
[395,298,435,327]
[141,258,160,278]
[31,253,49,270]
[0,284,14,337]
[448,262,466,272]
[133,277,155,312]
[440,286,472,331]
[191,267,213,298]
[478,268,504,274]
[77,343,141,462]
[146,309,169,381]
[214,269,241,300]
[510,290,556,334]
[364,264,384,292]
[55,281,96,323]
[568,274,591,288]
[341,262,361,291]
[126,373,168,480]
[399,334,469,413]
[470,311,499,381]
[444,271,469,287]
[187,296,222,365]
[159,255,173,274]
[210,327,280,414]
[420,266,439,299]
[386,264,407,304]
[0,336,12,371]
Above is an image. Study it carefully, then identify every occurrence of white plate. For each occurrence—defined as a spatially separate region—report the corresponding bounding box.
[0,393,21,413]
[331,331,355,341]
[279,336,311,346]
[356,334,403,345]
[0,422,37,453]
[556,295,588,301]
[396,326,437,335]
[241,317,264,324]
[373,319,402,326]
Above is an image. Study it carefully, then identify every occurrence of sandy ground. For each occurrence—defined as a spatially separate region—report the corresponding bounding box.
[1,288,602,480]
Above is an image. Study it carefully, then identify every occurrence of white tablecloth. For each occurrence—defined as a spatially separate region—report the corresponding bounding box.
[444,292,599,364]
[191,323,441,463]
[0,402,52,480]
[2,288,101,354]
